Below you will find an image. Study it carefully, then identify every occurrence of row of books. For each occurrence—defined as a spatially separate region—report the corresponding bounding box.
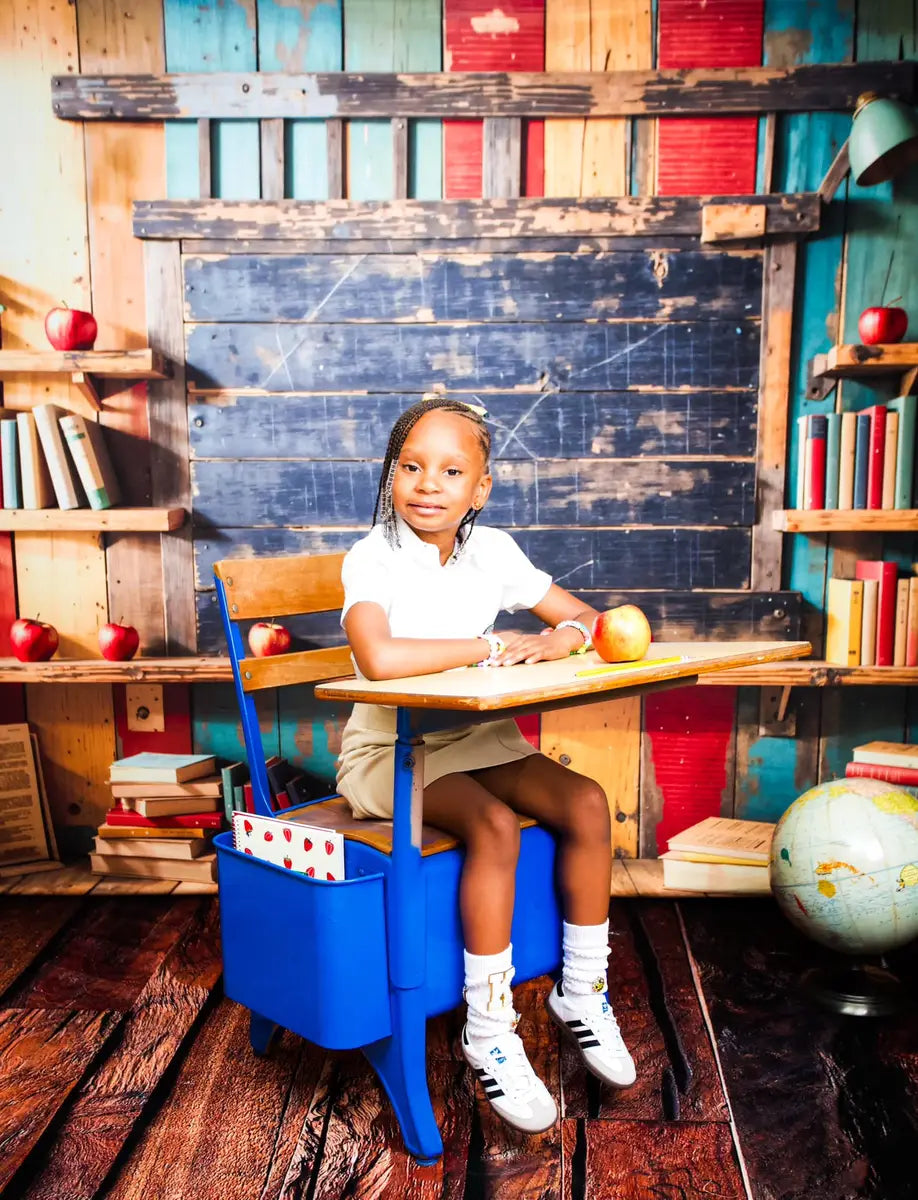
[796,396,916,511]
[660,816,773,894]
[826,561,918,667]
[0,404,121,511]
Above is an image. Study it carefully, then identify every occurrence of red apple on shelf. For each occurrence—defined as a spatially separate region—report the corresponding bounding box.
[857,305,908,346]
[591,605,652,664]
[98,622,139,661]
[9,618,59,662]
[44,304,98,351]
[247,621,292,657]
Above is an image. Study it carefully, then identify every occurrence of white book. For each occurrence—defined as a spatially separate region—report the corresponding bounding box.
[32,403,84,509]
[58,413,121,510]
[16,411,54,509]
[852,741,918,769]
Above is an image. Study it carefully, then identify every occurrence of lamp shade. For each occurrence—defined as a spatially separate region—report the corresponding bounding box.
[849,92,918,186]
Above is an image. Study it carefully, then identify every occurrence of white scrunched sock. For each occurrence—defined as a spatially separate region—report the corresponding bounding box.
[463,944,518,1043]
[561,919,611,999]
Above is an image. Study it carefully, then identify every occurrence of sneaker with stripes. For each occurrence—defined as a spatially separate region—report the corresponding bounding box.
[461,1025,558,1134]
[546,979,637,1088]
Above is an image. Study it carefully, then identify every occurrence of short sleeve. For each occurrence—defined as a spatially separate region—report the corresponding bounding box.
[340,535,392,626]
[493,531,552,614]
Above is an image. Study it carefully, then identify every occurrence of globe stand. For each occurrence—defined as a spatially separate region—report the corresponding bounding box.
[801,958,906,1017]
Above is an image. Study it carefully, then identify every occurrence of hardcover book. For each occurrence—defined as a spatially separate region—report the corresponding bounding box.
[118,795,221,818]
[805,414,827,510]
[0,414,20,509]
[665,815,775,864]
[96,822,213,839]
[825,577,864,666]
[58,413,121,510]
[845,761,918,786]
[853,412,870,509]
[887,395,917,509]
[660,854,770,894]
[852,741,918,769]
[882,408,899,509]
[16,411,54,509]
[859,577,878,668]
[824,412,841,510]
[103,808,223,830]
[110,775,223,799]
[89,852,217,883]
[906,576,918,668]
[837,411,856,510]
[865,404,887,509]
[93,835,212,860]
[854,560,898,667]
[32,403,84,509]
[109,752,217,784]
[894,577,910,666]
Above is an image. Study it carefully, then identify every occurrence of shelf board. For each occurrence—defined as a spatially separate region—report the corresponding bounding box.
[0,348,170,379]
[774,509,918,533]
[0,656,913,686]
[0,507,185,532]
[811,342,918,379]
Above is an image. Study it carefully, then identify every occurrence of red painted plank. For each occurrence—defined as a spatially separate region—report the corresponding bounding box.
[656,0,763,195]
[644,687,737,854]
[515,712,540,749]
[444,0,545,198]
[113,683,193,758]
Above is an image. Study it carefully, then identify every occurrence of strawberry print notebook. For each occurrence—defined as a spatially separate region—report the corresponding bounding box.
[232,811,345,880]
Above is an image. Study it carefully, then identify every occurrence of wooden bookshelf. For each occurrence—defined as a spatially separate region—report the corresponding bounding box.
[0,656,913,686]
[811,342,918,378]
[774,509,918,533]
[0,348,170,409]
[0,507,185,532]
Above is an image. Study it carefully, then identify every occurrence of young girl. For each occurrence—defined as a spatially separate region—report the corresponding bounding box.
[337,397,635,1134]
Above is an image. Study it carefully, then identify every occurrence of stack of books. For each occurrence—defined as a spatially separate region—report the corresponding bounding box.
[0,403,121,511]
[90,752,223,884]
[796,395,916,511]
[825,560,918,667]
[660,816,775,894]
[845,741,918,795]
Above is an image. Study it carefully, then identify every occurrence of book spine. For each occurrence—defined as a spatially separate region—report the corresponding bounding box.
[845,761,918,787]
[888,395,916,509]
[824,412,841,509]
[825,577,863,666]
[59,414,113,510]
[0,418,20,508]
[795,415,807,509]
[866,404,886,509]
[859,577,878,667]
[855,560,898,667]
[894,577,910,666]
[882,408,899,509]
[907,576,918,668]
[805,415,827,509]
[853,413,870,509]
[16,411,54,509]
[837,412,856,509]
[32,404,82,510]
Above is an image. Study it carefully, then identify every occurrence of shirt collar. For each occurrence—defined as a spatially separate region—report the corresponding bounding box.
[393,514,465,566]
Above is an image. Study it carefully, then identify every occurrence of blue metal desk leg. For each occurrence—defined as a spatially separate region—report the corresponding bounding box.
[362,711,442,1163]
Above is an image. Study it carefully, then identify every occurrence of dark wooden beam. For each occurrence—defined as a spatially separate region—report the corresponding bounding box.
[52,62,914,120]
[134,193,820,242]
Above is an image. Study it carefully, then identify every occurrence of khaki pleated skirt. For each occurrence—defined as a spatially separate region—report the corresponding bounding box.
[336,702,539,819]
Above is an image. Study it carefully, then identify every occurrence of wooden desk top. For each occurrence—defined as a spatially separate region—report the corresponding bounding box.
[314,640,812,712]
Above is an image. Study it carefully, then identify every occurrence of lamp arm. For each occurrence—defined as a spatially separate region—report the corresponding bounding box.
[818,138,851,204]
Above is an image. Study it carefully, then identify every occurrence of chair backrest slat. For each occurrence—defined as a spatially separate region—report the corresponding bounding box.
[214,552,345,620]
[239,646,353,692]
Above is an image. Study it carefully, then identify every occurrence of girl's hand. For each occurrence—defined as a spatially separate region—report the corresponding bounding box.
[496,629,577,666]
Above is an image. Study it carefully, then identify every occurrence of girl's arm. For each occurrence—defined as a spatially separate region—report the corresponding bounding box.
[344,601,492,680]
[497,584,601,666]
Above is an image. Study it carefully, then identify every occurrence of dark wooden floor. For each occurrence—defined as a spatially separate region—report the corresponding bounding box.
[2,895,917,1200]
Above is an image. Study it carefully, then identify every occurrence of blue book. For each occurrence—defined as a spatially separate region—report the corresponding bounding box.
[109,751,217,783]
[0,416,20,508]
[853,412,870,509]
[824,412,841,509]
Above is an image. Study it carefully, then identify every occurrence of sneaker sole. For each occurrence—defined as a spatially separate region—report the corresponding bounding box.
[460,1042,558,1135]
[546,1001,637,1089]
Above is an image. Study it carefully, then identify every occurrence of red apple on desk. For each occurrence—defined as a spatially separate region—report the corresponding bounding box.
[857,305,908,346]
[44,304,98,351]
[98,622,139,661]
[9,618,59,662]
[248,621,291,657]
[591,605,652,663]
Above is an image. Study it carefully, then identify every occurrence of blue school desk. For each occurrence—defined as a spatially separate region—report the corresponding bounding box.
[213,553,810,1162]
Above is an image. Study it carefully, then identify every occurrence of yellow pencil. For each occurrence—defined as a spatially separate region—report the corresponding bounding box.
[575,655,686,678]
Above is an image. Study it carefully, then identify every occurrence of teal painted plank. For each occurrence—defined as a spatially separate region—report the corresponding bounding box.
[344,0,441,200]
[257,0,343,199]
[734,690,822,821]
[278,690,350,785]
[819,688,910,782]
[164,0,260,199]
[191,682,281,764]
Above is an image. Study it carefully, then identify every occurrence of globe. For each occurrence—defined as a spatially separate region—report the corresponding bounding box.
[770,776,918,958]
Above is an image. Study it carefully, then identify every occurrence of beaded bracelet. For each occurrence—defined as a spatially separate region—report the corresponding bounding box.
[541,619,593,655]
[475,632,506,667]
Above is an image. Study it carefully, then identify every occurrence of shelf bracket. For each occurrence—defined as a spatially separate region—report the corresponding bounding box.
[758,685,795,737]
[805,356,836,403]
[70,371,102,411]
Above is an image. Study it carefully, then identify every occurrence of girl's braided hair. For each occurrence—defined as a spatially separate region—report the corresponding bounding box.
[373,396,492,550]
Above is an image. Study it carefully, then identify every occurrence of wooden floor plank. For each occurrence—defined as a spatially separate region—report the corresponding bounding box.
[17,898,222,1200]
[563,1117,746,1199]
[0,1008,120,1192]
[6,865,100,895]
[0,896,83,997]
[102,1002,318,1200]
[3,897,201,1011]
[680,898,914,1200]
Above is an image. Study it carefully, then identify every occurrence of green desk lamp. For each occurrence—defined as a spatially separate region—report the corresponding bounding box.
[848,90,918,186]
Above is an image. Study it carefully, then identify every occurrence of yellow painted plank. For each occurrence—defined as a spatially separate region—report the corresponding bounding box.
[545,0,652,197]
[541,695,642,859]
[15,532,109,655]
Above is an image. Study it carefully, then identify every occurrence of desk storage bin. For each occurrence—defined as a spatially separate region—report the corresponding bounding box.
[215,832,391,1050]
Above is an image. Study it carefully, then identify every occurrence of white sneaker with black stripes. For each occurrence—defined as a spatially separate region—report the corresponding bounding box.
[461,1025,558,1134]
[546,979,637,1088]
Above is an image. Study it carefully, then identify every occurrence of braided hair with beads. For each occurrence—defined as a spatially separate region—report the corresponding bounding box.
[372,396,491,552]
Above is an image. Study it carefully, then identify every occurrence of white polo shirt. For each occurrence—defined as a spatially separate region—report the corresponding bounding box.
[340,518,552,644]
